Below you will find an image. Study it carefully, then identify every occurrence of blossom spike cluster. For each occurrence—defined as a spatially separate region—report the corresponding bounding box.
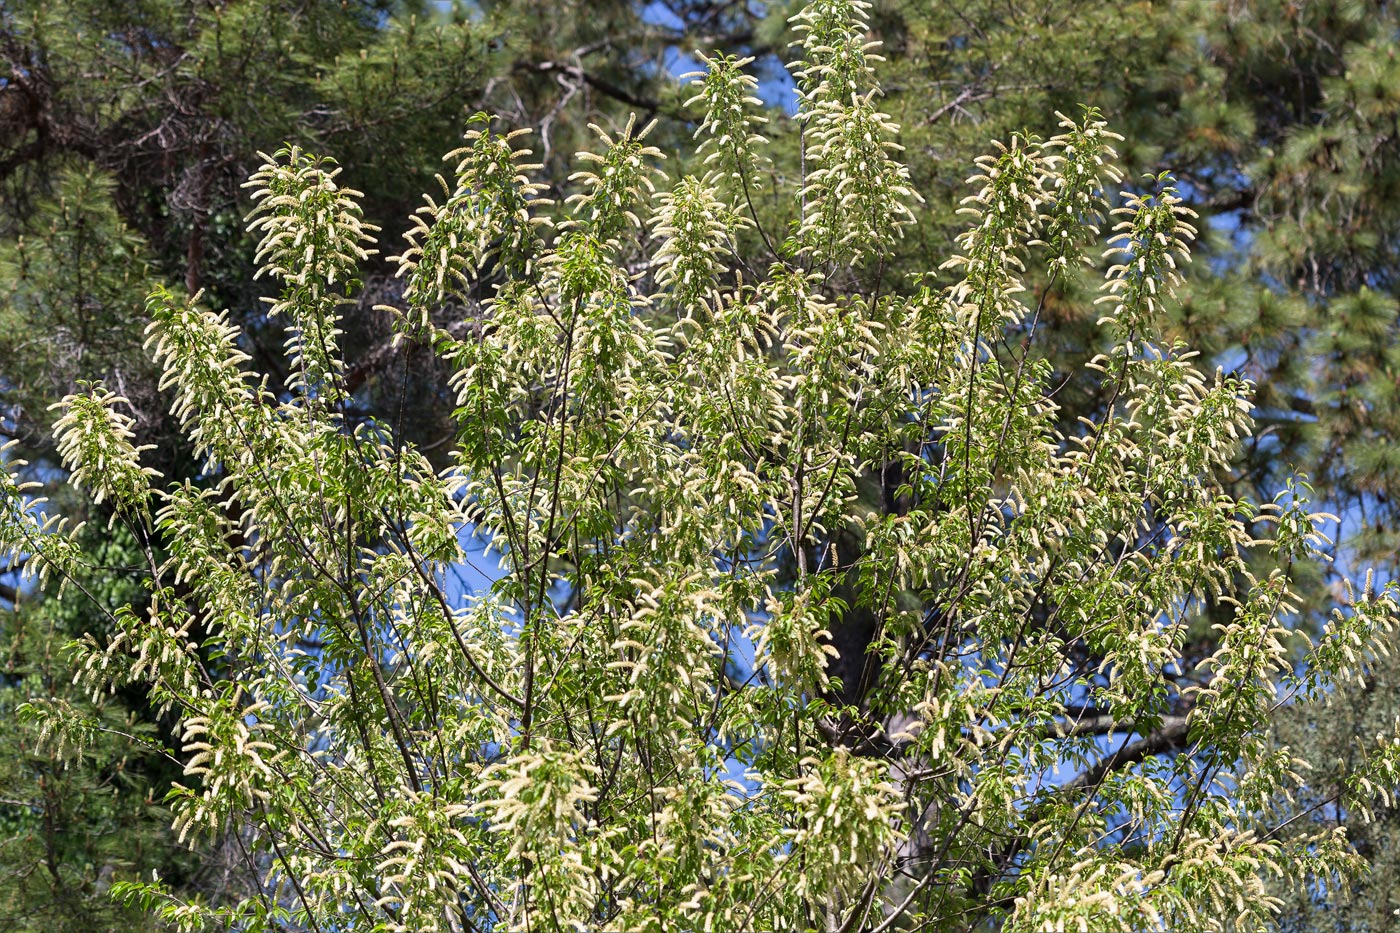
[6,4,1399,932]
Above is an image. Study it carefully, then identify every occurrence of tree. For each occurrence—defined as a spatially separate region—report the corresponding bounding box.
[0,0,513,458]
[7,2,1400,931]
[0,522,197,933]
[0,3,520,925]
[781,5,1400,926]
[0,3,749,924]
[687,9,1400,925]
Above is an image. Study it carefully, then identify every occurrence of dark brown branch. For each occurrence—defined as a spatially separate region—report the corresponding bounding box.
[956,715,1196,925]
[343,314,477,395]
[514,60,669,116]
[1061,715,1193,792]
[1060,712,1191,740]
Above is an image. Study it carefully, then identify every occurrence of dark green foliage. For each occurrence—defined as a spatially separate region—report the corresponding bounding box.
[0,167,159,461]
[0,524,193,933]
[1272,634,1400,933]
[0,0,507,453]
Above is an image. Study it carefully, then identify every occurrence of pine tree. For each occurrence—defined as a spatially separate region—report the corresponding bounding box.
[0,522,194,933]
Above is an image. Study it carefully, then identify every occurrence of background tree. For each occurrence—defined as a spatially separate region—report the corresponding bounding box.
[0,522,195,933]
[1,0,503,459]
[1270,625,1400,933]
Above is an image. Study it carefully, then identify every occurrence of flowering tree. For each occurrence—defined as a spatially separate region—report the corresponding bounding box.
[5,2,1400,930]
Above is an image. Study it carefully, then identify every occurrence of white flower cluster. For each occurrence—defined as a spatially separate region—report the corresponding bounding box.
[3,3,1399,932]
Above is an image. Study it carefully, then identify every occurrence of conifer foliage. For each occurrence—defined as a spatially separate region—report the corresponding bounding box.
[5,2,1400,930]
